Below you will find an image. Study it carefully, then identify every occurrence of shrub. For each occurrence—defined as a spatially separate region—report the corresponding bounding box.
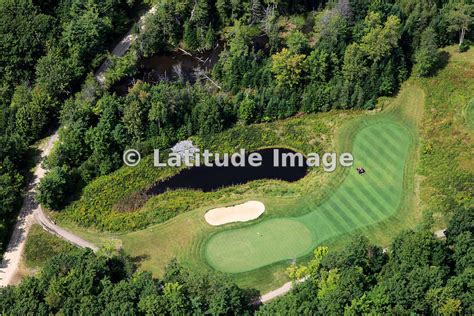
[37,166,71,211]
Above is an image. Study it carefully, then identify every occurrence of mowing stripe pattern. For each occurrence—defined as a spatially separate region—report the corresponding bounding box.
[205,121,412,273]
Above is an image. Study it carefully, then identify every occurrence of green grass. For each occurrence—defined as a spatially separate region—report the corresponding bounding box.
[47,47,474,292]
[466,99,474,131]
[206,218,314,272]
[54,81,425,292]
[204,119,412,273]
[23,224,74,269]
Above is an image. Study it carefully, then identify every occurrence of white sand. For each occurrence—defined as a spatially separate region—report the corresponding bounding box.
[205,201,265,226]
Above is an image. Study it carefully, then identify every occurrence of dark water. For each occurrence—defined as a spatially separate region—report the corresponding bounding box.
[112,35,269,95]
[140,41,224,83]
[113,42,224,95]
[146,148,308,196]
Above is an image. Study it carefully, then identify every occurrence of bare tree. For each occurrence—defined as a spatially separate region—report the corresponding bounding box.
[172,63,184,80]
[261,5,277,35]
[447,3,474,49]
[193,67,221,89]
[336,0,353,21]
[251,0,264,24]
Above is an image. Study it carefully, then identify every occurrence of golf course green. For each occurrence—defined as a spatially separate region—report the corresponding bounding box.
[55,83,426,291]
[205,121,412,273]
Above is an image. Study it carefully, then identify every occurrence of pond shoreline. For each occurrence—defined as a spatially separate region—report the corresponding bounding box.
[146,148,308,196]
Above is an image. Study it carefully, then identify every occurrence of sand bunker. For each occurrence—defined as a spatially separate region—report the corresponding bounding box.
[205,201,265,226]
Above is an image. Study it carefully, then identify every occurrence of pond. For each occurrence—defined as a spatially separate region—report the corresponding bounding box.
[146,148,308,196]
[112,35,269,95]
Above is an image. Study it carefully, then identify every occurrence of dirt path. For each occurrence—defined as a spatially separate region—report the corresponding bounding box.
[260,280,294,303]
[0,132,97,286]
[259,229,447,303]
[0,5,158,287]
[258,277,308,303]
[0,134,103,287]
[0,133,57,286]
[0,133,98,286]
[34,209,98,251]
[95,5,157,84]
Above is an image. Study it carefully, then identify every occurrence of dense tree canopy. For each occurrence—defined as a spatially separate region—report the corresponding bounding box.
[0,249,257,314]
[0,0,51,89]
[259,206,474,314]
[0,0,135,251]
[0,0,473,313]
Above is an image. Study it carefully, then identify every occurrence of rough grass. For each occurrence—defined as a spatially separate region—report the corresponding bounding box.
[58,111,355,232]
[23,224,74,269]
[53,46,473,292]
[204,108,415,273]
[416,46,474,229]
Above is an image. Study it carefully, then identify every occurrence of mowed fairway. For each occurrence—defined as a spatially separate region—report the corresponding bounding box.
[205,121,412,273]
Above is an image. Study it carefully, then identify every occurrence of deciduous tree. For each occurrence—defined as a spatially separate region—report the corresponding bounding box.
[446,3,474,50]
[271,48,307,88]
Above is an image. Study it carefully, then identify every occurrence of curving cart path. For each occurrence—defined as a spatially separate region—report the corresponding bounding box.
[0,133,97,286]
[0,5,159,287]
[0,4,448,303]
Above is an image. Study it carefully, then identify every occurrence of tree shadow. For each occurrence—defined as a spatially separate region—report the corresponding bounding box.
[429,51,451,77]
[130,253,150,266]
[1,128,58,257]
[0,176,41,276]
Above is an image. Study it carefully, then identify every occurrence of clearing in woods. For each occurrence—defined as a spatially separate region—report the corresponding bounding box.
[57,83,424,291]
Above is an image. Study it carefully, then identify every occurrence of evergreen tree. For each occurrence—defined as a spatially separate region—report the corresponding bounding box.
[413,27,440,77]
[203,24,216,51]
[446,2,474,50]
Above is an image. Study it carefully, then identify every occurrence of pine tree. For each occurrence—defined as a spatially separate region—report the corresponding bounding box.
[203,24,216,51]
[183,21,198,51]
[413,27,440,77]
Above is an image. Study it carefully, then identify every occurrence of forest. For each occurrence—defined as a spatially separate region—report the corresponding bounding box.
[10,0,472,216]
[0,0,138,251]
[0,0,473,313]
[0,203,472,314]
